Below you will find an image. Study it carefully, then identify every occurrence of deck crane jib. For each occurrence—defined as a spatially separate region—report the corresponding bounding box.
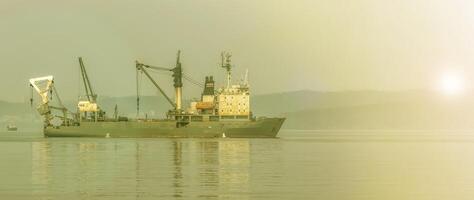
[135,50,184,116]
[29,76,54,117]
[77,57,104,121]
[29,76,73,127]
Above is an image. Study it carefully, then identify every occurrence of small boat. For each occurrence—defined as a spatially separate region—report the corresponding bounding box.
[7,124,18,132]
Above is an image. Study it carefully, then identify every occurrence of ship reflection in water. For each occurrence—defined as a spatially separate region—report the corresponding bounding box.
[26,136,283,199]
[6,130,474,199]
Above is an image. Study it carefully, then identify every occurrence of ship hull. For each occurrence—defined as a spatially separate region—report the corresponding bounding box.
[44,118,285,138]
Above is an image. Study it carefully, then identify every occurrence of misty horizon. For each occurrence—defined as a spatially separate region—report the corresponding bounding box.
[2,0,474,102]
[7,87,474,104]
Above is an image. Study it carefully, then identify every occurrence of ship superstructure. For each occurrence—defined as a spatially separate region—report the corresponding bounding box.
[29,51,285,138]
[185,52,252,121]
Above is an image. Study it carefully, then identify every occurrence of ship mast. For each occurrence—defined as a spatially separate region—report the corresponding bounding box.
[244,69,249,87]
[173,50,183,110]
[221,52,232,88]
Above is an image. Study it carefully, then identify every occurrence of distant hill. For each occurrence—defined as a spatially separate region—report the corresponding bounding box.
[251,90,434,116]
[253,90,474,130]
[4,90,474,130]
[284,101,474,130]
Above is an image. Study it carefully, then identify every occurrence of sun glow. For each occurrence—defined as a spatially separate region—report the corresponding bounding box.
[439,71,465,96]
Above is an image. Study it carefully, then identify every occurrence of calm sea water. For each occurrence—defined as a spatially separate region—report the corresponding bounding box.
[1,130,474,199]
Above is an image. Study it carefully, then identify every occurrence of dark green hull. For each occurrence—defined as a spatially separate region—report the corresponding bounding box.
[44,118,285,138]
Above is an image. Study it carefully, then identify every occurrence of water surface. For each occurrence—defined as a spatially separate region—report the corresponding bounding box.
[1,130,474,199]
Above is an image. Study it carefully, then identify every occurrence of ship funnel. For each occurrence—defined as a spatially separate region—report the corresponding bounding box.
[202,76,215,96]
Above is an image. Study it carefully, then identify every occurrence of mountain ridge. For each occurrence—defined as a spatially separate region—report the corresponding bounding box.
[3,90,474,130]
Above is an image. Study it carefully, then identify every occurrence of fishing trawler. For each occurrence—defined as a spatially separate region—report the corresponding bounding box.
[29,51,285,138]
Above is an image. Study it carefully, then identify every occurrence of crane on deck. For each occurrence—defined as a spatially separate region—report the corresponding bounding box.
[79,57,97,103]
[135,50,183,117]
[77,57,105,122]
[29,76,74,127]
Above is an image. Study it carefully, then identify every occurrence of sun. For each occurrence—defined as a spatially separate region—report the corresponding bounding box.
[439,71,465,96]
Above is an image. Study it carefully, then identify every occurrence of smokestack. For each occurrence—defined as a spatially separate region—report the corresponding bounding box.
[202,76,215,96]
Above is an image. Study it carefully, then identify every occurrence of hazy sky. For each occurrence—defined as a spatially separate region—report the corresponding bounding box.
[1,0,474,102]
